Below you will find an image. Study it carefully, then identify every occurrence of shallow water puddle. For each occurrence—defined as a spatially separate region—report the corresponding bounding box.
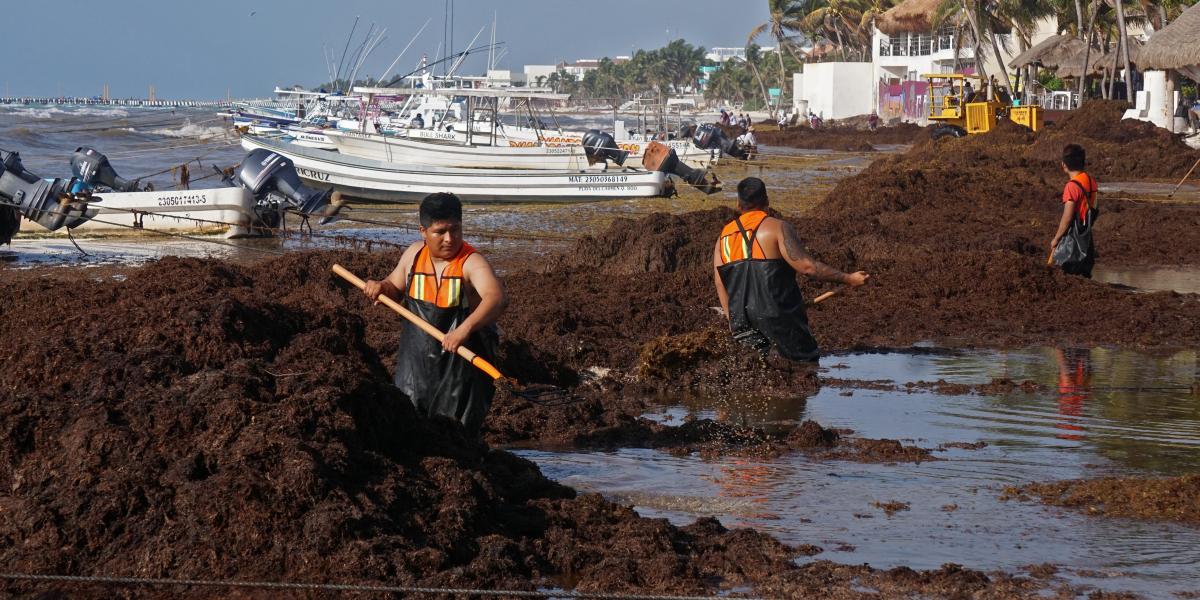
[520,347,1200,597]
[1093,264,1200,295]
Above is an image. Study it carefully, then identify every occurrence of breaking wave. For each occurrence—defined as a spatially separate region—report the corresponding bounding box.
[144,122,233,140]
[0,106,132,119]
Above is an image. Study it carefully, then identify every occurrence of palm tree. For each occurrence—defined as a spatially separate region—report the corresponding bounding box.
[856,0,899,56]
[750,0,809,108]
[743,45,775,111]
[990,0,1056,98]
[802,0,872,59]
[1113,0,1133,100]
[534,75,546,89]
[933,0,991,83]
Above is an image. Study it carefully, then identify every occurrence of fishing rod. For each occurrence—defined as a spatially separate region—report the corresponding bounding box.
[346,24,387,92]
[381,41,504,87]
[378,19,432,84]
[333,16,360,93]
[446,24,488,78]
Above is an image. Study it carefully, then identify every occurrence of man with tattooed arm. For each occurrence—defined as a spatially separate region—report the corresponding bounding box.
[713,177,870,362]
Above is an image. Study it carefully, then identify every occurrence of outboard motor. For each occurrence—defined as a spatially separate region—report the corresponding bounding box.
[581,129,629,166]
[0,150,96,245]
[235,149,343,225]
[641,141,720,195]
[692,123,749,160]
[674,123,696,141]
[70,146,141,192]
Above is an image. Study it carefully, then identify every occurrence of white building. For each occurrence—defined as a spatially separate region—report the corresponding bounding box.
[559,59,601,78]
[705,46,778,64]
[523,65,558,87]
[793,63,875,120]
[706,47,746,63]
[485,69,526,87]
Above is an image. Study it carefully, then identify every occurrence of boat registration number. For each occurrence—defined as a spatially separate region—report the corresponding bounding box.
[157,193,208,207]
[568,175,629,184]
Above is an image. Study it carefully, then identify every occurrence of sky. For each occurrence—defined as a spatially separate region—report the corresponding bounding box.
[3,0,772,100]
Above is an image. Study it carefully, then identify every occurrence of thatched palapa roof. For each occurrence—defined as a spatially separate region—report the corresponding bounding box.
[1008,34,1075,68]
[1009,34,1143,78]
[1138,1,1200,70]
[876,0,943,35]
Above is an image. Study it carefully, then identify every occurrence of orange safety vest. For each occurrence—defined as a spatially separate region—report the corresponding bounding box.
[718,210,769,265]
[1067,172,1098,222]
[407,242,476,308]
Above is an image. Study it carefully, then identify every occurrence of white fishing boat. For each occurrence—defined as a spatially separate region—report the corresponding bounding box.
[326,127,715,170]
[281,125,339,150]
[6,146,343,242]
[333,86,716,170]
[17,187,263,238]
[240,135,672,202]
[326,129,600,170]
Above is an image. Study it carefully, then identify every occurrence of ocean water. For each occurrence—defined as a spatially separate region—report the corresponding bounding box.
[0,104,245,190]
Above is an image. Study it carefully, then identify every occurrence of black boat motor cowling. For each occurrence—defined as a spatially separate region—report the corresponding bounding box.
[692,123,749,160]
[236,149,343,224]
[70,146,141,192]
[581,129,629,166]
[0,150,96,245]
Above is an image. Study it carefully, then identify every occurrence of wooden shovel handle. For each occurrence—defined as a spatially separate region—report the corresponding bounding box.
[331,264,504,381]
[809,290,837,305]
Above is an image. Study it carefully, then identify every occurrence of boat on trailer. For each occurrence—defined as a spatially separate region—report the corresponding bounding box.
[240,135,673,203]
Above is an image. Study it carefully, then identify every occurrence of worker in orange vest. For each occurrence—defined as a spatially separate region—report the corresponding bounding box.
[713,177,869,361]
[363,192,507,434]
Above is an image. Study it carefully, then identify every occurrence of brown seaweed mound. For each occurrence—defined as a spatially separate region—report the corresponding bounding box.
[0,255,804,596]
[759,122,928,151]
[1006,474,1200,524]
[0,253,1061,598]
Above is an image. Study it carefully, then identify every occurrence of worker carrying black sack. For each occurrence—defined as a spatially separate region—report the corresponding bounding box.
[713,177,869,362]
[1050,143,1099,278]
[363,192,507,435]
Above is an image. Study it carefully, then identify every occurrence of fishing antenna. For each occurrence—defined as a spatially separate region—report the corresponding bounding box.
[446,25,487,78]
[343,23,377,93]
[382,41,503,87]
[379,18,432,83]
[347,28,388,90]
[333,16,360,91]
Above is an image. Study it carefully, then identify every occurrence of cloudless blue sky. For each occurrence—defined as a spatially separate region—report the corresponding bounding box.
[4,0,772,99]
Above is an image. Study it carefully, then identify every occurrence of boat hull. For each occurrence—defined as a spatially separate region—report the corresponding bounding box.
[241,136,671,203]
[328,129,714,170]
[17,187,261,238]
[328,130,599,170]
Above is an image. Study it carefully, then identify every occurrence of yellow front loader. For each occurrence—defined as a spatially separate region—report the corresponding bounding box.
[925,73,1042,139]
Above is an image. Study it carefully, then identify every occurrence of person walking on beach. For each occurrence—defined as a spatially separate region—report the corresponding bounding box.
[1050,144,1099,278]
[713,177,870,362]
[1187,95,1200,132]
[363,192,507,435]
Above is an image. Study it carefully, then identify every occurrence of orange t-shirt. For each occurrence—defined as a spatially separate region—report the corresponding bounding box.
[1062,172,1097,223]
